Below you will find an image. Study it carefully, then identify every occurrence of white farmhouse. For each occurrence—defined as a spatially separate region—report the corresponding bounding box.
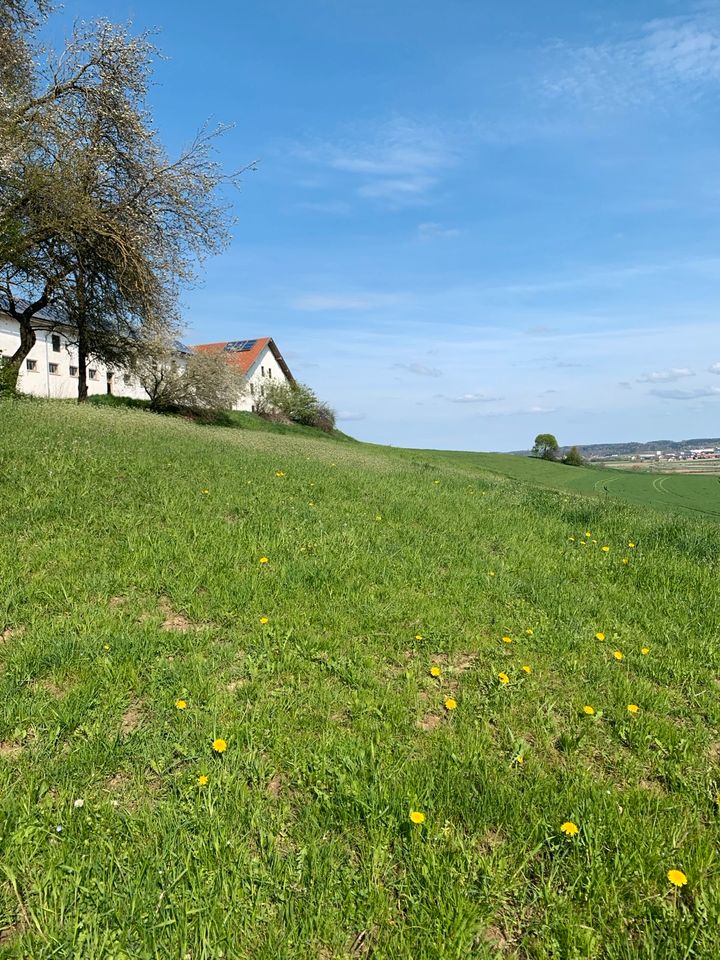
[192,339,295,411]
[1,303,294,410]
[0,303,147,401]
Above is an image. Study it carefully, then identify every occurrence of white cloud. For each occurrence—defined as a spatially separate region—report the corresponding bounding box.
[447,392,502,403]
[637,368,694,383]
[709,361,720,374]
[542,11,720,109]
[296,117,454,207]
[418,222,461,240]
[650,386,720,400]
[290,292,405,312]
[393,362,443,378]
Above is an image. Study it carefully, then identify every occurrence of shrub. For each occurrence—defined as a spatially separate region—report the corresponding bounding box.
[259,381,336,432]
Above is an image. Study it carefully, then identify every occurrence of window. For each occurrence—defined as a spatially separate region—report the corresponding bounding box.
[26,359,37,371]
[123,373,131,385]
[89,368,98,381]
[69,366,78,377]
[48,363,59,375]
[249,383,254,395]
[261,365,265,376]
[268,368,272,378]
[106,371,113,381]
[51,334,61,353]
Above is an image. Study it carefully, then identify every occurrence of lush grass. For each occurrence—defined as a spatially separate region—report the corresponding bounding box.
[1,400,719,959]
[392,447,720,520]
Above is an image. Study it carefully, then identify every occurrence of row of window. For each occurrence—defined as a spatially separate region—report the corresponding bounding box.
[260,365,273,378]
[249,383,270,397]
[25,359,131,385]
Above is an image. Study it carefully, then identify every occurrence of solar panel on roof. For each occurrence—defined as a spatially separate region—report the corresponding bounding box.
[224,339,257,353]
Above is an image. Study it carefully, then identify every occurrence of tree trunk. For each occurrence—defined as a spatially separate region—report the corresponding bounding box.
[77,323,88,402]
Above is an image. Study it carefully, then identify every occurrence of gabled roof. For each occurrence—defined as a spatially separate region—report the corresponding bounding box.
[192,338,294,382]
[0,294,64,326]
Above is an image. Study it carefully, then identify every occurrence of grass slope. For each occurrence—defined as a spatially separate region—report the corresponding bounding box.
[1,401,719,959]
[396,447,720,520]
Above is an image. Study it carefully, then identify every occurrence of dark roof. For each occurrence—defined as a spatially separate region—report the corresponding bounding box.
[0,293,63,325]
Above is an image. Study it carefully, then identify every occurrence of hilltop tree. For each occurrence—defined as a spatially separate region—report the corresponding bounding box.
[563,445,585,467]
[1,12,247,397]
[532,433,559,461]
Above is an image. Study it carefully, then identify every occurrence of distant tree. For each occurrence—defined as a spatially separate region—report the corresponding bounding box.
[532,433,559,460]
[133,330,245,414]
[258,381,337,432]
[563,445,585,467]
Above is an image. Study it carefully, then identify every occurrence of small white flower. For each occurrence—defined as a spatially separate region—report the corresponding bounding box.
[73,798,84,809]
[55,825,63,833]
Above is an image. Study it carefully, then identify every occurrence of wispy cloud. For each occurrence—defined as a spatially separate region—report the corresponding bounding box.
[336,411,366,421]
[637,367,694,383]
[709,361,720,373]
[542,10,720,109]
[650,386,720,400]
[446,392,502,403]
[393,362,443,378]
[418,222,461,240]
[290,292,405,312]
[296,118,454,207]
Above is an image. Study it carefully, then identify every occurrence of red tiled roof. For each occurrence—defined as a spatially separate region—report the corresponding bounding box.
[192,338,294,382]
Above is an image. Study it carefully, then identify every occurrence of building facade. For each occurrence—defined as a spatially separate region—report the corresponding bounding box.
[1,310,294,410]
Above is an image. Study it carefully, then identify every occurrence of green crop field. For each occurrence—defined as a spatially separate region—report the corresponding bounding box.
[390,447,720,520]
[1,400,719,959]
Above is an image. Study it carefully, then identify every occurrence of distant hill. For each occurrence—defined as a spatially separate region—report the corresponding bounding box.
[511,438,720,459]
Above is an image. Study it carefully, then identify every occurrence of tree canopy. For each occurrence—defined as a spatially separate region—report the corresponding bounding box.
[532,433,560,460]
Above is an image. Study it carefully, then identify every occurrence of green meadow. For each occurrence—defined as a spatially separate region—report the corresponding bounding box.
[1,399,719,959]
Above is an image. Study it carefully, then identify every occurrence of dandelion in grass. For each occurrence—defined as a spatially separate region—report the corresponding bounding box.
[489,571,496,577]
[275,471,285,477]
[580,540,586,545]
[433,480,441,485]
[175,699,187,710]
[622,558,630,565]
[430,665,442,678]
[613,650,624,661]
[375,514,382,521]
[498,672,510,685]
[103,644,110,651]
[444,697,457,711]
[560,821,579,836]
[641,647,650,655]
[583,705,595,716]
[514,755,524,765]
[409,810,426,824]
[628,542,636,548]
[259,557,269,564]
[212,738,227,754]
[586,531,592,538]
[595,632,605,641]
[568,536,575,542]
[526,628,534,636]
[627,704,640,714]
[668,869,687,887]
[201,489,209,495]
[502,635,512,644]
[601,545,610,553]
[197,775,209,786]
[415,633,424,641]
[259,616,269,625]
[522,665,532,674]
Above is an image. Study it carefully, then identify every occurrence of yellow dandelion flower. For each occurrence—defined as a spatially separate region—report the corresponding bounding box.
[103,644,110,651]
[601,545,610,552]
[613,650,624,661]
[259,556,269,564]
[622,557,630,565]
[583,705,595,715]
[175,699,187,710]
[415,633,424,641]
[375,514,382,521]
[502,635,512,644]
[628,542,636,548]
[569,536,576,542]
[585,531,592,538]
[409,810,426,824]
[430,665,442,678]
[212,738,227,754]
[275,471,285,477]
[526,628,534,636]
[489,571,496,577]
[521,665,532,674]
[498,672,510,685]
[580,540,587,545]
[433,480,441,485]
[627,704,640,714]
[595,632,606,641]
[444,697,457,711]
[668,869,687,887]
[641,647,650,655]
[259,616,269,625]
[561,821,579,836]
[201,489,209,495]
[197,775,208,786]
[515,755,524,765]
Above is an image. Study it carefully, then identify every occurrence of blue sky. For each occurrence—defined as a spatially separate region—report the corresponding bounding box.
[48,1,720,449]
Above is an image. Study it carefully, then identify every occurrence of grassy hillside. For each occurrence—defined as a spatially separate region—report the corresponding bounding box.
[396,447,720,520]
[1,400,719,959]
